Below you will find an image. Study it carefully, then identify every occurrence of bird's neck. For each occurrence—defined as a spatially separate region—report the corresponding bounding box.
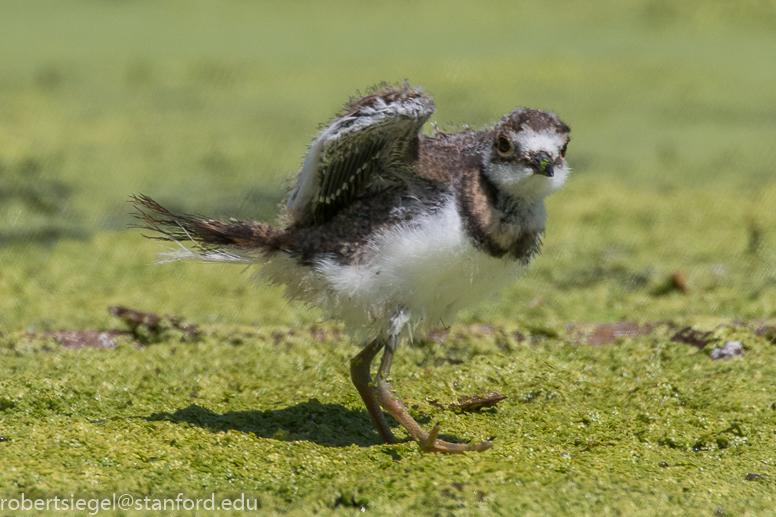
[495,190,548,235]
[455,167,545,262]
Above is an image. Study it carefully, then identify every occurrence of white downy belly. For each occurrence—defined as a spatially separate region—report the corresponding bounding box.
[270,199,527,340]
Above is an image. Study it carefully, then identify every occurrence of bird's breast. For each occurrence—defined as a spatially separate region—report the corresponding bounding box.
[308,198,527,337]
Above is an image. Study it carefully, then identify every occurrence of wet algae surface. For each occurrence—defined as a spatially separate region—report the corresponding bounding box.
[1,321,775,515]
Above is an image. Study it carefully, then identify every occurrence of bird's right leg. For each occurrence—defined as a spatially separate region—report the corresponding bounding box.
[373,309,493,454]
[350,337,396,444]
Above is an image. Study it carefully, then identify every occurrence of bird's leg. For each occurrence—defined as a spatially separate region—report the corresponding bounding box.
[350,337,395,444]
[373,310,493,454]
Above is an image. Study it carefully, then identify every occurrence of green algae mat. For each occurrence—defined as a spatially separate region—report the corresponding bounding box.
[2,0,776,515]
[2,320,775,515]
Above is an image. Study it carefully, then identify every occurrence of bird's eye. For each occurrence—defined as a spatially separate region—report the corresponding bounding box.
[560,142,568,159]
[497,135,512,155]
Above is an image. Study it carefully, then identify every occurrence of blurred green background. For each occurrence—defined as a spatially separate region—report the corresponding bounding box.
[1,0,775,331]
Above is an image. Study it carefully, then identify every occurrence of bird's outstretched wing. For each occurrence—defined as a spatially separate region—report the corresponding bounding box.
[286,83,435,224]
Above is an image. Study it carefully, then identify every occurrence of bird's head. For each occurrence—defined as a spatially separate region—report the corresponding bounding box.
[484,108,571,202]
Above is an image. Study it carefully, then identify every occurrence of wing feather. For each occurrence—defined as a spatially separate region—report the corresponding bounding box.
[286,83,435,224]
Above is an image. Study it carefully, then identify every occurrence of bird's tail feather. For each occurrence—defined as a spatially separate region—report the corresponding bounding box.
[131,194,293,263]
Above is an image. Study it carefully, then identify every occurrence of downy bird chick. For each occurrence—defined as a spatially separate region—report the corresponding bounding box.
[134,82,571,453]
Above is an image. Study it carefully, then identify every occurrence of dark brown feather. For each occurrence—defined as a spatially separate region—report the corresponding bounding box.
[297,82,433,225]
[130,194,294,251]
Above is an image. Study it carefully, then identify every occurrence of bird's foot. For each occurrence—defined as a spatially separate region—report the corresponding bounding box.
[418,423,493,454]
[352,333,493,454]
[374,378,492,454]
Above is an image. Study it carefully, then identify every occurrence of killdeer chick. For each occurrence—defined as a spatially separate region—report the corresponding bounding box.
[134,82,571,454]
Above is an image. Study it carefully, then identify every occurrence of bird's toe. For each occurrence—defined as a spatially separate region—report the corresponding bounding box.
[418,423,493,454]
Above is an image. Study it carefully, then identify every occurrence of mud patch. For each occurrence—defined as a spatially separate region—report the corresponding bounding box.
[39,330,126,350]
[567,321,672,346]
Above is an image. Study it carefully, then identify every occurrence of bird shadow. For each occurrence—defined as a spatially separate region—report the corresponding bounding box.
[145,399,401,449]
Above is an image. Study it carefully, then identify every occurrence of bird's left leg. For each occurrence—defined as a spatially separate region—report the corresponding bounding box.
[373,308,493,454]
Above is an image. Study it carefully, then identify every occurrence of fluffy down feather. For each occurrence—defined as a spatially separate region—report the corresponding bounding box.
[260,197,526,342]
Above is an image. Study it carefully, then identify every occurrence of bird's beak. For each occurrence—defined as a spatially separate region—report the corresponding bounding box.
[531,151,554,177]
